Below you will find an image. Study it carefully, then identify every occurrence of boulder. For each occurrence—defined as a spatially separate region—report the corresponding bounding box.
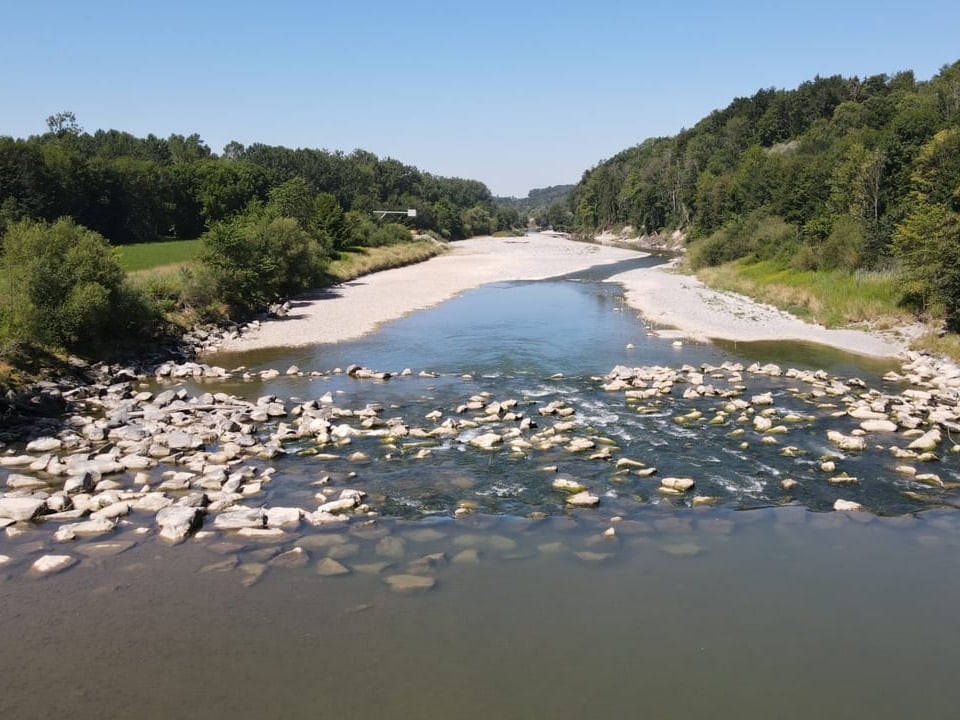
[384,574,436,593]
[265,506,301,529]
[6,474,48,490]
[661,477,696,492]
[833,499,864,512]
[469,433,503,450]
[54,518,116,542]
[213,507,265,530]
[26,437,62,453]
[566,491,600,507]
[827,431,866,451]
[0,496,47,521]
[908,428,941,452]
[30,554,77,575]
[155,506,203,543]
[552,477,587,493]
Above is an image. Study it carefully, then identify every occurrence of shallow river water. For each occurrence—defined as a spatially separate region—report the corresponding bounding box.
[2,256,959,719]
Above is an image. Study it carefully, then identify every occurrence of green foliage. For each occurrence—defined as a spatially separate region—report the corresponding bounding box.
[0,117,496,246]
[200,212,328,316]
[894,202,960,326]
[0,218,161,353]
[566,59,960,331]
[688,213,797,270]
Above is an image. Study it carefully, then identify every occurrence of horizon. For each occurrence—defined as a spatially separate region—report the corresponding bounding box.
[2,1,958,197]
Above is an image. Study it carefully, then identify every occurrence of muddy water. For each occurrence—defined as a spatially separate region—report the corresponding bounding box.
[2,257,959,718]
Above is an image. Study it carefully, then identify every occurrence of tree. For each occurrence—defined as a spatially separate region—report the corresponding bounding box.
[894,202,960,325]
[200,212,327,315]
[1,218,157,351]
[46,111,82,136]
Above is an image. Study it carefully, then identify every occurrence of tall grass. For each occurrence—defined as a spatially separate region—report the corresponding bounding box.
[325,240,446,283]
[697,260,911,329]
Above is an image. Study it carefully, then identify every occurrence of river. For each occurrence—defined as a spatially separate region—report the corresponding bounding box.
[1,255,958,719]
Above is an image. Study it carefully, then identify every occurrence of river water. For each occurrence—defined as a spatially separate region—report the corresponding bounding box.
[2,255,959,719]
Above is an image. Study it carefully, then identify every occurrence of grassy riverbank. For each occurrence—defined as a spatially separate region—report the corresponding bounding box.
[692,258,960,359]
[695,259,911,329]
[323,239,447,283]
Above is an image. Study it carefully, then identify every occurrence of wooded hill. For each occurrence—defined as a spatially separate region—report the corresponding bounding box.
[0,114,513,244]
[563,60,960,327]
[494,184,575,226]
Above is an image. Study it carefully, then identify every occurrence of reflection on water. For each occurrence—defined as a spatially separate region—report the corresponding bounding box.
[2,257,958,719]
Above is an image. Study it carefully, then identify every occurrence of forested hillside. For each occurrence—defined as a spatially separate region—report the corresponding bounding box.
[564,61,960,327]
[495,184,574,227]
[0,113,505,244]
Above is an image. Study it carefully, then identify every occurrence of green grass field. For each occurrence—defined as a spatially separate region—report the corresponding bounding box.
[117,239,202,273]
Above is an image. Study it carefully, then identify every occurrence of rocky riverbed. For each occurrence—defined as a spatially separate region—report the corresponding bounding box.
[2,347,960,587]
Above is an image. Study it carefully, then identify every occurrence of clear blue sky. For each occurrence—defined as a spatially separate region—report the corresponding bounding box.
[2,0,958,197]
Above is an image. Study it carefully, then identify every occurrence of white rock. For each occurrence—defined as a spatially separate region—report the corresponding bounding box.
[566,491,600,507]
[265,506,301,529]
[133,492,173,513]
[26,437,62,453]
[827,431,866,451]
[469,433,503,450]
[0,496,47,521]
[908,428,941,451]
[303,510,350,526]
[54,518,116,542]
[90,502,130,521]
[5,473,48,490]
[155,506,203,543]
[235,527,286,540]
[833,499,864,512]
[213,508,265,530]
[661,477,696,492]
[860,419,898,432]
[552,477,587,493]
[318,497,359,514]
[31,554,77,575]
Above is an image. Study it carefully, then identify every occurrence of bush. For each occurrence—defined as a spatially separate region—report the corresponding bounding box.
[689,213,797,269]
[200,213,328,316]
[0,218,161,353]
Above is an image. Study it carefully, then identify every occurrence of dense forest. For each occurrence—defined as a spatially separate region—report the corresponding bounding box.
[0,113,516,244]
[561,60,960,327]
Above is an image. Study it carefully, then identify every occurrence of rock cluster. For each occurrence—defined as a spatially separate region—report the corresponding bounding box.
[4,349,960,580]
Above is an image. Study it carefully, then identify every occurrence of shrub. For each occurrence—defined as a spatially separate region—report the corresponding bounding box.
[689,212,796,269]
[200,213,328,316]
[0,218,161,353]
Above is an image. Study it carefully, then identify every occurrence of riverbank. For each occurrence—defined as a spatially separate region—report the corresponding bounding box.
[213,233,641,353]
[609,259,911,358]
[214,233,908,359]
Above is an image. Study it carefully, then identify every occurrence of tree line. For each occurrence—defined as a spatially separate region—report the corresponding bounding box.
[559,60,960,327]
[0,113,515,244]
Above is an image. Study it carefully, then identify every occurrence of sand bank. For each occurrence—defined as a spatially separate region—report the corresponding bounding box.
[609,261,907,358]
[214,233,906,359]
